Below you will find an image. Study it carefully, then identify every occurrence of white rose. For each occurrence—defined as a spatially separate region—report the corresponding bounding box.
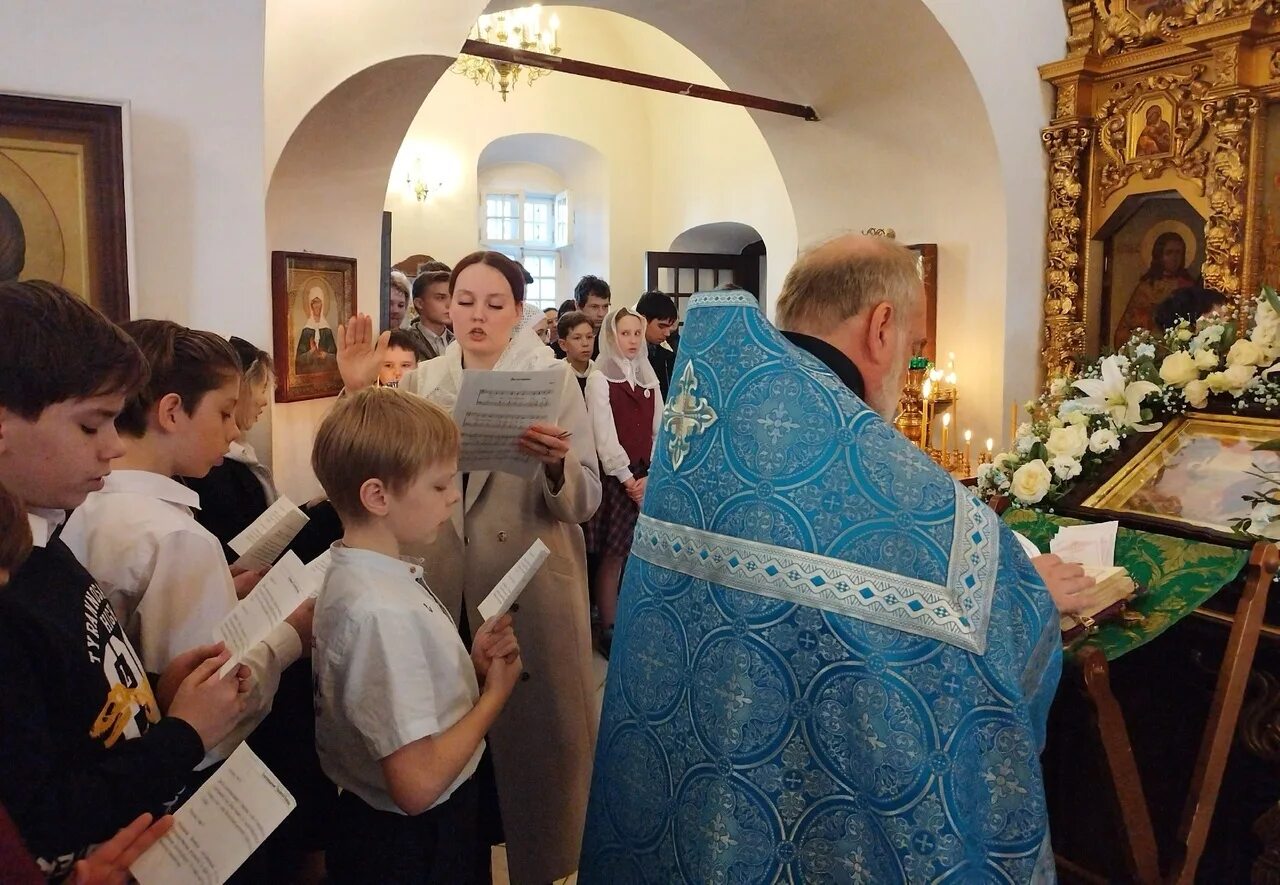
[1010,459,1053,505]
[1159,351,1199,387]
[1207,363,1256,396]
[1050,455,1082,481]
[1044,425,1085,461]
[1177,328,1193,342]
[1049,378,1070,398]
[1184,378,1210,408]
[1016,435,1035,454]
[1227,338,1266,367]
[1201,324,1225,344]
[1065,410,1091,427]
[1088,428,1120,454]
[1046,424,1089,460]
[1194,348,1219,371]
[994,453,1017,472]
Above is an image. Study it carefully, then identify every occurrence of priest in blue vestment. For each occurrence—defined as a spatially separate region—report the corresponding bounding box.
[580,236,1062,883]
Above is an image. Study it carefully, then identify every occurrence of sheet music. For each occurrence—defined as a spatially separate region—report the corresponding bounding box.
[228,497,309,572]
[130,743,295,885]
[454,370,564,480]
[477,539,550,622]
[1049,521,1119,569]
[214,552,309,677]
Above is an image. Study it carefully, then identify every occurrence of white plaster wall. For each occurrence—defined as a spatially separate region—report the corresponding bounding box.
[256,0,1068,478]
[921,0,1066,441]
[380,10,654,303]
[1,1,269,339]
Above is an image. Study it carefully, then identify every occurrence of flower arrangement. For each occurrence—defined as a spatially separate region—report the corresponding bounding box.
[978,288,1280,530]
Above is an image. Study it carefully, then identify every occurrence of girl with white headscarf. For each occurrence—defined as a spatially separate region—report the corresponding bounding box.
[584,306,663,656]
[334,251,601,885]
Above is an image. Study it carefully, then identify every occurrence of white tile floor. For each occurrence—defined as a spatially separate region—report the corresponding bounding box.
[490,651,608,885]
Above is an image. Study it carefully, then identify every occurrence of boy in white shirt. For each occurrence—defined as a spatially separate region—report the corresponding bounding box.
[311,388,522,884]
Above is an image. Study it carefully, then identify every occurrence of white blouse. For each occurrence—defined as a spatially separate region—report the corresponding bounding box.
[584,371,663,484]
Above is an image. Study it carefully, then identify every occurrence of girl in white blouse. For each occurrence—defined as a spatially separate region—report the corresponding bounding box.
[63,320,311,770]
[584,307,663,655]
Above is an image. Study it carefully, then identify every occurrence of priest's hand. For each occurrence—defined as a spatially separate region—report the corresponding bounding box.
[336,313,390,392]
[1032,554,1095,614]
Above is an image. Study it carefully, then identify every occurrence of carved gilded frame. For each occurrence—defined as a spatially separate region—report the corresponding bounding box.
[1039,2,1280,383]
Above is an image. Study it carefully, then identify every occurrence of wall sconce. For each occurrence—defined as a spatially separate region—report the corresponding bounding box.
[406,159,443,202]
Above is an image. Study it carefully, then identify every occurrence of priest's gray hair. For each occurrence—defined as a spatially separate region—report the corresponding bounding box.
[775,235,922,333]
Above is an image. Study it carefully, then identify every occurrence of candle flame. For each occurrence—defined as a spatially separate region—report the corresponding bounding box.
[922,379,932,399]
[942,412,951,428]
[964,429,972,442]
[986,438,994,451]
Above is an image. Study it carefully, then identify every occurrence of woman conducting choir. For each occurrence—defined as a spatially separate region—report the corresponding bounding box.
[336,251,600,885]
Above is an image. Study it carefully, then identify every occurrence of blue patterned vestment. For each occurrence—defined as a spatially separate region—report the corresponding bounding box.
[579,291,1062,884]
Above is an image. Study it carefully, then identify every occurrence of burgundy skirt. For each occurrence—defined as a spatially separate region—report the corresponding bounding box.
[585,475,640,558]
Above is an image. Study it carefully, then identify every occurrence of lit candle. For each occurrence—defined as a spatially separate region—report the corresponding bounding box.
[942,411,951,453]
[986,438,994,453]
[1009,402,1017,448]
[920,379,932,449]
[550,13,560,49]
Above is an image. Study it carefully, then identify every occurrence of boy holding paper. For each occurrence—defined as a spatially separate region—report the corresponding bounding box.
[0,282,248,877]
[311,388,523,883]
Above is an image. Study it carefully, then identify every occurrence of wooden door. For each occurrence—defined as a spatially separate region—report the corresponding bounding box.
[645,250,760,324]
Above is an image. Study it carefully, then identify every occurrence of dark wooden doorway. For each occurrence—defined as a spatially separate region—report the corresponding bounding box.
[645,246,762,324]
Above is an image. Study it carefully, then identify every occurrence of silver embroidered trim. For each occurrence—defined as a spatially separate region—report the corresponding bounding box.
[632,504,998,654]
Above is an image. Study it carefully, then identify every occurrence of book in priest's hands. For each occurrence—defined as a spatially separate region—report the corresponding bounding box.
[1060,566,1139,641]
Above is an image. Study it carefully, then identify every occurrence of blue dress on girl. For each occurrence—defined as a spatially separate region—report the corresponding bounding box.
[580,290,1061,883]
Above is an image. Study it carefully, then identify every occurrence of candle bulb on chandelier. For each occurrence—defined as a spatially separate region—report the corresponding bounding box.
[964,428,972,462]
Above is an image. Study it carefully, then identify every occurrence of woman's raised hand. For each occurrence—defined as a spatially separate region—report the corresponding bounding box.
[336,313,390,391]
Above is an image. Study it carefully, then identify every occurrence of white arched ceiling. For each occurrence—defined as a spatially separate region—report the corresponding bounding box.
[265,0,1065,486]
[671,222,763,254]
[266,54,454,501]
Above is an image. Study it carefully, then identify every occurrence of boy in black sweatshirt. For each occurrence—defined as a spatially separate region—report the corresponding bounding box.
[0,280,247,878]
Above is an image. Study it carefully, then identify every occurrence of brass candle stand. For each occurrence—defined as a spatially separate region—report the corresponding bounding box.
[895,358,972,478]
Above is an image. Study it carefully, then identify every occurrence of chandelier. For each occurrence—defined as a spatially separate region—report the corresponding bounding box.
[451,5,562,101]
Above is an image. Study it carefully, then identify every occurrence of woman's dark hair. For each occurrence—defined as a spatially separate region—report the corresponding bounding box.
[635,290,678,323]
[558,298,577,315]
[449,251,526,304]
[1153,285,1228,330]
[1141,231,1189,283]
[574,275,610,308]
[116,320,242,437]
[557,310,593,340]
[0,279,148,418]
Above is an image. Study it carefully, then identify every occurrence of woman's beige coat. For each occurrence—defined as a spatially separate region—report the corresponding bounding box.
[402,352,601,884]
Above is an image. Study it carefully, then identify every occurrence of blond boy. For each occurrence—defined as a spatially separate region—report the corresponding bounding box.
[311,388,521,883]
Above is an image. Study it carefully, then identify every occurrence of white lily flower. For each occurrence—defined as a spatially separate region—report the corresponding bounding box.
[1072,355,1160,431]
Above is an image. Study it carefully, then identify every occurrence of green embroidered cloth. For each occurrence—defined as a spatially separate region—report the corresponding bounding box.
[1003,508,1249,662]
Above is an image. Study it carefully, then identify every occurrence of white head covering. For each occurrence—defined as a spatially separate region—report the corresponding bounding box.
[598,306,659,389]
[414,298,559,411]
[302,283,332,332]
